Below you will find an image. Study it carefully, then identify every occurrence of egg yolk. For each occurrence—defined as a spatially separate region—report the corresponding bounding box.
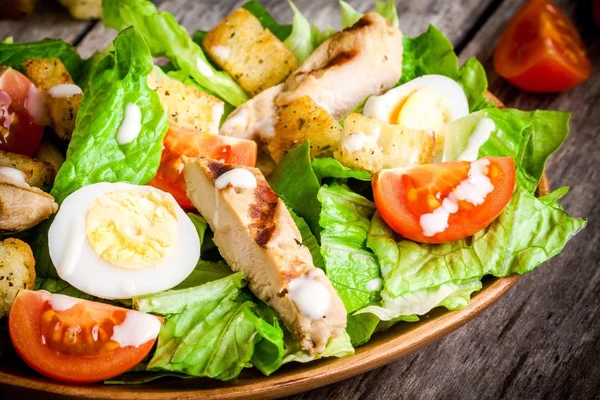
[85,191,178,269]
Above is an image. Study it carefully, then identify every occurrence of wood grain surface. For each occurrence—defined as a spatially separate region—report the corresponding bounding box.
[1,0,598,399]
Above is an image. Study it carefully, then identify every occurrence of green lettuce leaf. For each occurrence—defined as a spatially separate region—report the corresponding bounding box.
[174,260,233,290]
[318,184,380,313]
[268,142,322,234]
[340,1,363,29]
[375,0,399,28]
[312,157,371,181]
[442,108,571,193]
[282,330,354,363]
[284,1,316,64]
[288,206,325,269]
[400,26,489,112]
[134,273,285,379]
[103,0,248,106]
[50,27,168,204]
[0,38,83,78]
[360,184,586,321]
[242,0,292,41]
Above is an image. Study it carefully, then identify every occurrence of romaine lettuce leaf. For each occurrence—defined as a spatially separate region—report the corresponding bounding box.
[103,0,248,106]
[360,184,585,320]
[0,38,83,78]
[375,0,399,28]
[401,26,489,112]
[288,206,325,269]
[312,157,372,181]
[134,273,285,379]
[443,108,571,193]
[339,1,363,29]
[268,142,322,235]
[242,0,292,41]
[284,1,316,64]
[51,27,168,204]
[318,184,380,313]
[282,330,354,363]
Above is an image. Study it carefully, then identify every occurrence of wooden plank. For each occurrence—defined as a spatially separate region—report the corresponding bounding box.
[290,1,600,399]
[75,0,499,56]
[0,1,94,44]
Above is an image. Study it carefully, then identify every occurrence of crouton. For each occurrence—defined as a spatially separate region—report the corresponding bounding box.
[0,150,56,190]
[266,96,343,163]
[0,238,35,317]
[23,58,82,140]
[58,0,102,20]
[33,137,65,173]
[204,8,297,96]
[334,113,435,174]
[147,68,224,134]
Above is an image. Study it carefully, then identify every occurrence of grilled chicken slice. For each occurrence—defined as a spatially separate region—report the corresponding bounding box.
[276,12,403,120]
[185,158,347,354]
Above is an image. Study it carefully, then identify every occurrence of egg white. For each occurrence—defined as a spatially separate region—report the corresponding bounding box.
[363,74,469,124]
[48,182,200,299]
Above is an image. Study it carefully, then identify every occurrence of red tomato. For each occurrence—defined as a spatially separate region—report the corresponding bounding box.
[148,126,257,209]
[9,290,161,383]
[0,68,46,156]
[372,157,516,244]
[493,0,591,92]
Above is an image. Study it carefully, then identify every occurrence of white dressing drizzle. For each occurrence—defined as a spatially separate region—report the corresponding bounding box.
[0,166,26,183]
[196,57,214,77]
[342,127,380,152]
[366,277,383,292]
[214,168,257,190]
[212,45,231,60]
[110,310,161,348]
[420,159,494,237]
[288,269,331,320]
[456,117,495,161]
[47,84,83,98]
[116,103,142,145]
[48,293,80,311]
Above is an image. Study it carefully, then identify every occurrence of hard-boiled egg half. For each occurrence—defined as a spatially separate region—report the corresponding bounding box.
[48,183,200,299]
[363,75,469,156]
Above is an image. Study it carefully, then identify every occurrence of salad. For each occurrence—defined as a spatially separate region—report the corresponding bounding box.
[0,0,586,385]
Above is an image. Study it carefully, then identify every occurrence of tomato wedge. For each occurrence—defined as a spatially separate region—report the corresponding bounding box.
[0,68,46,156]
[148,126,257,209]
[373,157,516,244]
[9,290,161,383]
[493,0,591,93]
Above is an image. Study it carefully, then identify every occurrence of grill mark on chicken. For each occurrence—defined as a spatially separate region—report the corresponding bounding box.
[323,50,359,69]
[206,161,234,181]
[343,15,373,32]
[248,180,278,247]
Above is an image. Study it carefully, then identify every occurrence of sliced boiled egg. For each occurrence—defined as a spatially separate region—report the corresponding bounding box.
[48,183,200,299]
[363,75,469,154]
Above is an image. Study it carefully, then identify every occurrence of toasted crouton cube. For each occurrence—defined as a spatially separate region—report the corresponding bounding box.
[147,68,224,134]
[0,238,35,317]
[58,0,102,20]
[0,150,56,191]
[204,8,297,96]
[334,113,435,174]
[23,58,82,140]
[266,96,343,163]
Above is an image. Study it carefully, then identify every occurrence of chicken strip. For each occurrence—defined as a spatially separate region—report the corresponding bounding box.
[185,157,347,354]
[276,12,403,120]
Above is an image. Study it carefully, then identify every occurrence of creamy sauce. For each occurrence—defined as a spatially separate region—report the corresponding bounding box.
[342,127,381,152]
[209,102,224,134]
[110,310,161,348]
[457,117,496,161]
[365,277,383,292]
[196,57,214,77]
[0,166,26,183]
[47,84,83,98]
[26,84,49,125]
[48,293,80,311]
[214,168,257,190]
[420,159,494,237]
[288,269,331,320]
[116,103,142,145]
[212,45,231,60]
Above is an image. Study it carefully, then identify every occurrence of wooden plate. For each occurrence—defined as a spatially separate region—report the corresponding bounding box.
[0,93,547,399]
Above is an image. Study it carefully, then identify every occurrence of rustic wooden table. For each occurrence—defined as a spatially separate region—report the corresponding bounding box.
[1,0,598,398]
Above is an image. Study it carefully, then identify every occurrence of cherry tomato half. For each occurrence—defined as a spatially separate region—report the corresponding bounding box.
[494,0,591,92]
[9,290,161,383]
[372,157,516,244]
[0,68,46,156]
[148,126,257,209]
